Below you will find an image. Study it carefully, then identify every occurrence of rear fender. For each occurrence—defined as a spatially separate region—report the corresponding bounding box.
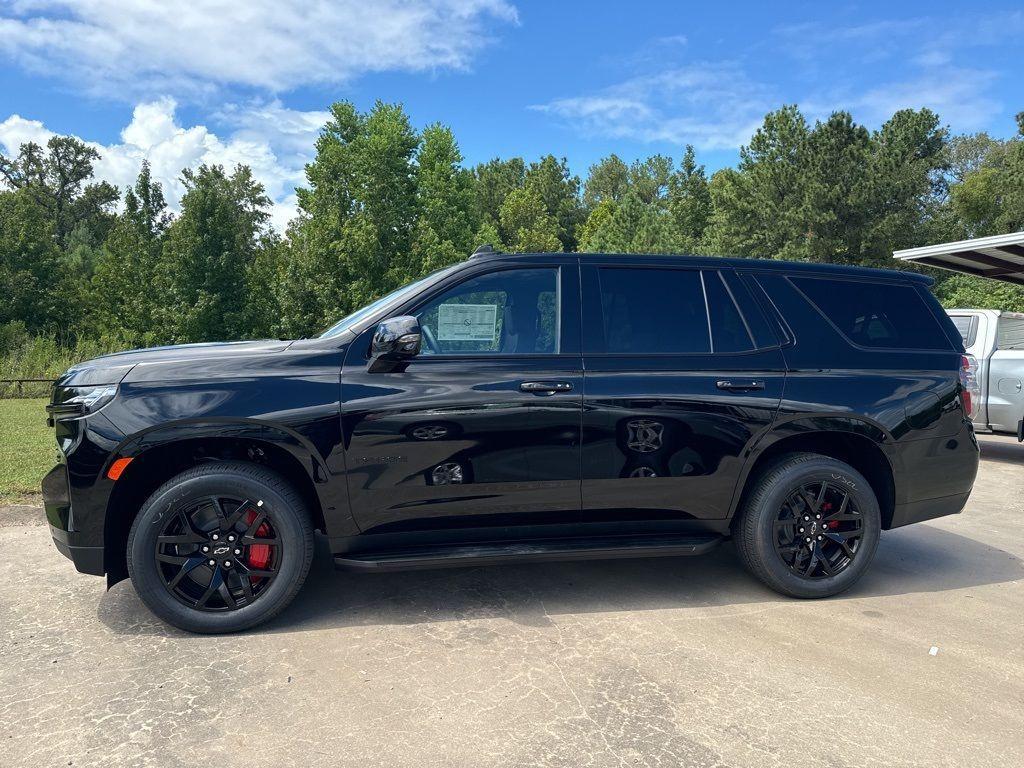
[727,415,899,519]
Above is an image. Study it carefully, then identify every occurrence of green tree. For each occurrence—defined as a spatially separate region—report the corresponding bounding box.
[628,155,674,206]
[90,162,172,344]
[160,164,271,342]
[583,191,676,254]
[705,105,811,260]
[863,108,948,265]
[1,135,120,335]
[705,105,948,267]
[947,167,1004,238]
[993,112,1024,233]
[799,111,873,265]
[411,124,478,273]
[579,150,710,254]
[946,132,1008,185]
[524,155,583,251]
[358,102,420,292]
[245,231,287,339]
[933,273,1024,313]
[498,186,561,252]
[279,102,363,336]
[473,157,526,244]
[577,199,617,251]
[0,136,118,251]
[583,154,630,209]
[938,114,1023,240]
[667,146,712,251]
[281,101,420,337]
[0,188,61,331]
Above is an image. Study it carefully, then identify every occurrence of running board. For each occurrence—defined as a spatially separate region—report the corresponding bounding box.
[333,533,723,571]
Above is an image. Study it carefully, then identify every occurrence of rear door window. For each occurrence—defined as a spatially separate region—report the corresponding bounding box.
[791,277,952,351]
[596,268,710,354]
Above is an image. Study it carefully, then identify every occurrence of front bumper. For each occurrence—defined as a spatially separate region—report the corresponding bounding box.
[42,462,105,576]
[49,524,105,575]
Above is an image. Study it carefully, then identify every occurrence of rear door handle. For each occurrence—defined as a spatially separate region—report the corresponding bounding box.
[716,379,766,392]
[520,381,573,394]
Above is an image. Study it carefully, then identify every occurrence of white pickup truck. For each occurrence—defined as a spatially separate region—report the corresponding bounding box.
[947,309,1024,439]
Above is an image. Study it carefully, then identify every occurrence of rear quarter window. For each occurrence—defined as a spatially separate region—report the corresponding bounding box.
[790,276,952,351]
[948,315,978,348]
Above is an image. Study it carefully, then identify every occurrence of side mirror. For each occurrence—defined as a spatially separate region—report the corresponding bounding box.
[368,316,421,373]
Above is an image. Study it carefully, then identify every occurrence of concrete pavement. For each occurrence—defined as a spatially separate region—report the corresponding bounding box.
[1,436,1022,767]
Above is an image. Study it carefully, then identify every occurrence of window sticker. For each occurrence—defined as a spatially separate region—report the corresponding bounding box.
[438,303,498,341]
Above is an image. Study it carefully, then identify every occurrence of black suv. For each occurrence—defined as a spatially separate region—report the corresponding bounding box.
[43,251,979,633]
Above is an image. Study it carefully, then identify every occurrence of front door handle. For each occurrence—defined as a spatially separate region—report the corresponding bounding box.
[520,381,573,394]
[716,379,766,392]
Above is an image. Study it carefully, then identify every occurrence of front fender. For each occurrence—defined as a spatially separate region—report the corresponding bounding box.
[113,418,332,482]
[106,418,357,538]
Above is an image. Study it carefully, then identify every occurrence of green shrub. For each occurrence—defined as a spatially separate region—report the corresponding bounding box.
[933,274,1024,313]
[0,328,129,398]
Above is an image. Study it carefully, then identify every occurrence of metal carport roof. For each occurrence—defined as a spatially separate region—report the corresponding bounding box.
[893,232,1024,286]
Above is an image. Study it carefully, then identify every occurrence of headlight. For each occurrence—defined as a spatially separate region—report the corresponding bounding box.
[46,385,118,422]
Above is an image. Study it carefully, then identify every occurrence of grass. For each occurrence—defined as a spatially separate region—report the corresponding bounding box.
[0,398,53,503]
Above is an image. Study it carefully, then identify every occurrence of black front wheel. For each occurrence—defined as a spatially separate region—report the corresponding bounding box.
[734,453,881,598]
[127,462,314,633]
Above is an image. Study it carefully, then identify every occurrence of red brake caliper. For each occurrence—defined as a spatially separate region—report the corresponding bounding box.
[821,501,839,529]
[243,509,272,579]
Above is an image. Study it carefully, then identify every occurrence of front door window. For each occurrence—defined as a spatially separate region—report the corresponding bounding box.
[415,268,559,355]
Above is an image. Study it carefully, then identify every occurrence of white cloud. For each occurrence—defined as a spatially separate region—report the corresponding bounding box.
[0,98,327,231]
[0,0,517,96]
[838,69,1001,133]
[533,63,773,151]
[533,10,1023,152]
[775,12,1024,132]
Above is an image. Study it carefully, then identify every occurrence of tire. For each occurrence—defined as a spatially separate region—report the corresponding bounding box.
[733,452,881,598]
[127,462,315,633]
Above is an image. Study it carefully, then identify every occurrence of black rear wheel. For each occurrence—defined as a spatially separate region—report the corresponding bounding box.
[128,462,314,633]
[772,479,866,580]
[734,453,881,598]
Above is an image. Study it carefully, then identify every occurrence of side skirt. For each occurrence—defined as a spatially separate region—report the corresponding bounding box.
[333,532,724,572]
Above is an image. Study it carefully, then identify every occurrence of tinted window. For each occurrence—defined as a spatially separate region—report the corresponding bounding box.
[597,268,710,354]
[791,277,951,350]
[415,268,558,355]
[703,271,754,352]
[742,273,793,345]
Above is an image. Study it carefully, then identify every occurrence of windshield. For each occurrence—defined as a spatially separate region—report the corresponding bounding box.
[319,265,460,338]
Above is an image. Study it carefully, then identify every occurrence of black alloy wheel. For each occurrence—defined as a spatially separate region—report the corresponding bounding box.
[155,496,280,611]
[733,452,881,599]
[128,462,314,633]
[772,480,864,579]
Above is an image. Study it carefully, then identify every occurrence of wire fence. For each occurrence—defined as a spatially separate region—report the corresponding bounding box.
[0,379,54,399]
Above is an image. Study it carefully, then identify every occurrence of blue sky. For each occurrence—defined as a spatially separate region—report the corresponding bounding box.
[1,0,1022,229]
